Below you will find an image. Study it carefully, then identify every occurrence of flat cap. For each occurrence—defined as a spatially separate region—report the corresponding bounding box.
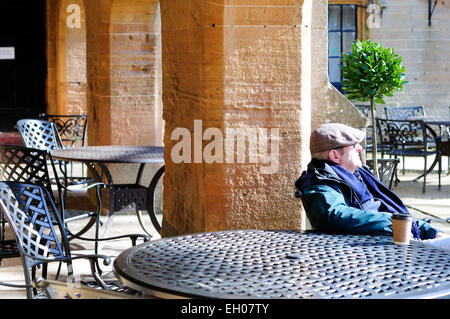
[310,123,365,153]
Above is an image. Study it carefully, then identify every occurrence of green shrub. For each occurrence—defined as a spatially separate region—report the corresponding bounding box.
[340,40,408,176]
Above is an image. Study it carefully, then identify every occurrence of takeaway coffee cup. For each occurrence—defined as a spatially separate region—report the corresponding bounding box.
[392,214,413,245]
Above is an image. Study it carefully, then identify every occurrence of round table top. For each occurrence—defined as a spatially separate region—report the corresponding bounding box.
[51,145,164,164]
[113,230,450,299]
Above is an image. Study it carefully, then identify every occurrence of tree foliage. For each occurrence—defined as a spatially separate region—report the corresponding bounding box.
[341,40,408,108]
[340,40,408,177]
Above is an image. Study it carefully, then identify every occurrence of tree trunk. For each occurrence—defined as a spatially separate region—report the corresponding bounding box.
[370,99,379,178]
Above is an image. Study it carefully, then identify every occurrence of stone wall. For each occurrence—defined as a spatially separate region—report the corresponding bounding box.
[370,0,450,116]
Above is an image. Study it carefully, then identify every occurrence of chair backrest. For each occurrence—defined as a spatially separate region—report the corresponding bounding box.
[38,114,87,147]
[0,182,69,264]
[366,158,400,190]
[384,106,425,120]
[0,145,55,199]
[375,118,429,150]
[16,119,63,151]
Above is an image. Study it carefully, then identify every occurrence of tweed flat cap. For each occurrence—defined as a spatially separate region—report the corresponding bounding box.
[310,123,365,153]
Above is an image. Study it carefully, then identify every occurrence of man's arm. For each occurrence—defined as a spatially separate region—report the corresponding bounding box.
[435,232,449,238]
[301,184,393,235]
[415,219,443,239]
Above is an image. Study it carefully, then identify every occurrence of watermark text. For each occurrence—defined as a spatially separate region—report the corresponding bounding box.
[171,120,279,174]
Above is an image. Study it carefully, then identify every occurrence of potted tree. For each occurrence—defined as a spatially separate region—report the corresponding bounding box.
[340,40,408,177]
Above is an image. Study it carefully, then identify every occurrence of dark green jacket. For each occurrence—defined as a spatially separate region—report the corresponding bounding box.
[295,160,440,239]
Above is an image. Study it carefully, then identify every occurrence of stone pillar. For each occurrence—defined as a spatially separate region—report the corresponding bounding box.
[311,1,368,132]
[46,0,88,116]
[161,0,312,236]
[51,0,88,116]
[63,0,88,115]
[84,0,163,147]
[45,0,59,114]
[109,0,163,146]
[84,0,113,146]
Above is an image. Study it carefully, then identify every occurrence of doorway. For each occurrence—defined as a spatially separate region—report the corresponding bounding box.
[0,0,46,131]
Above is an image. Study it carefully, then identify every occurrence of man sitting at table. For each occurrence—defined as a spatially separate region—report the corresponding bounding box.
[294,123,449,248]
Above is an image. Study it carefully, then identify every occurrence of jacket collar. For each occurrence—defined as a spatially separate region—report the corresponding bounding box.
[295,159,345,192]
[295,159,363,208]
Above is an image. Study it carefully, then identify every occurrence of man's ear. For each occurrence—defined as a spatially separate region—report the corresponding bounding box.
[328,149,341,164]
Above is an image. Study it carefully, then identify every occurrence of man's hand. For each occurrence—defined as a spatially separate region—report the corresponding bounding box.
[435,232,450,239]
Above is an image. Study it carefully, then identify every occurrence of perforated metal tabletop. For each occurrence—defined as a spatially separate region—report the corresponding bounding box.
[113,230,450,299]
[51,145,164,164]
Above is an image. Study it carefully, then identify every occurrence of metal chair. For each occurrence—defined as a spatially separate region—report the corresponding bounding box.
[0,145,150,259]
[0,145,55,269]
[384,106,425,120]
[16,118,62,151]
[17,119,72,180]
[38,114,88,176]
[435,136,450,190]
[38,113,87,148]
[376,118,437,193]
[0,181,110,299]
[383,106,428,171]
[16,119,94,225]
[0,144,95,235]
[366,158,400,190]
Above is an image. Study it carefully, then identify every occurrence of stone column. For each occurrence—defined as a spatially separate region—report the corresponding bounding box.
[311,1,368,132]
[161,0,312,236]
[84,0,113,146]
[84,0,163,147]
[46,0,88,116]
[45,0,59,114]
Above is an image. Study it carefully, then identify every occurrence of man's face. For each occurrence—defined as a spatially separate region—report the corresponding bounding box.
[330,143,363,173]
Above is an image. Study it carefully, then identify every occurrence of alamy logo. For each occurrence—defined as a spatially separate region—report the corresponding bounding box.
[171,120,279,174]
[66,4,81,29]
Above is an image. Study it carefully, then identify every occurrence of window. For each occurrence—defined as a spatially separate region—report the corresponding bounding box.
[328,4,358,92]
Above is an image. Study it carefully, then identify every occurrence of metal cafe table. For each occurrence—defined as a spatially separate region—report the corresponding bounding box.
[51,145,164,236]
[408,115,450,188]
[113,230,450,299]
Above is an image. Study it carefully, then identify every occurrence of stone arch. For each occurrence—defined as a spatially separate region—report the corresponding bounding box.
[109,0,163,146]
[54,0,87,115]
